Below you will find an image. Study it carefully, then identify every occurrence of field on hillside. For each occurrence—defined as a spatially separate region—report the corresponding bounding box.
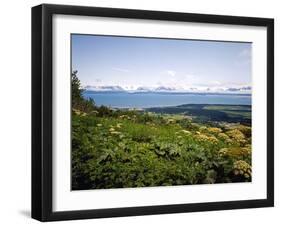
[72,106,252,190]
[147,104,251,125]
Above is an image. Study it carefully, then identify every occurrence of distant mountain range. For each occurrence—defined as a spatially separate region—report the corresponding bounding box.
[83,85,251,94]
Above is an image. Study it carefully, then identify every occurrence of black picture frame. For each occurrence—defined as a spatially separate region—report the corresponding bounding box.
[32,3,274,222]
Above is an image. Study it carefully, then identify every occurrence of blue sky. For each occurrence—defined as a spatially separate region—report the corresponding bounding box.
[72,34,251,92]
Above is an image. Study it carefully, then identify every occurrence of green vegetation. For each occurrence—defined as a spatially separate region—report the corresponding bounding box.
[71,72,252,190]
[147,104,251,125]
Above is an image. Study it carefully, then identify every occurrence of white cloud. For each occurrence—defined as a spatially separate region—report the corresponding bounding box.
[112,67,130,73]
[166,70,176,77]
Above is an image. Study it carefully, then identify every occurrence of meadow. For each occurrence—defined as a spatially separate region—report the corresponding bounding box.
[147,104,251,125]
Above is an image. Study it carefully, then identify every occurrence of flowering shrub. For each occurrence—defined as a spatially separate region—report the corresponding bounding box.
[207,127,222,134]
[195,134,218,144]
[226,129,246,144]
[219,146,251,158]
[217,132,231,142]
[233,160,252,181]
[72,108,252,190]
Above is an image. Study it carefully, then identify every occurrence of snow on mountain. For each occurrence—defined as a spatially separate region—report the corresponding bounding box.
[83,85,251,94]
[84,85,124,91]
[154,86,176,91]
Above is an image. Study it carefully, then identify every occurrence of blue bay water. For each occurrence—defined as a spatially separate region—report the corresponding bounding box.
[83,91,251,108]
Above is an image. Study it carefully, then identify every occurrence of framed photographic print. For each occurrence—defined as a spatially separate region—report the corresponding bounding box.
[32,4,274,221]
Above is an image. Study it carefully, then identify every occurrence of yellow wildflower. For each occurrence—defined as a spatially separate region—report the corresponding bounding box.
[226,129,246,144]
[208,136,218,143]
[233,160,252,178]
[207,127,222,134]
[195,134,209,142]
[218,132,230,140]
[218,148,228,156]
[234,125,252,137]
[218,147,251,158]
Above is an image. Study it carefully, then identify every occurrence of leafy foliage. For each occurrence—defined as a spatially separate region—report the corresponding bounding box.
[72,109,252,190]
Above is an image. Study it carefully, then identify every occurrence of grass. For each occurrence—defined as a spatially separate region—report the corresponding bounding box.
[203,105,250,111]
[220,110,251,119]
[147,104,252,125]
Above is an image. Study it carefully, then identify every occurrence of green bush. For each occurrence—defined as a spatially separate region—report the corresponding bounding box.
[71,111,252,190]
